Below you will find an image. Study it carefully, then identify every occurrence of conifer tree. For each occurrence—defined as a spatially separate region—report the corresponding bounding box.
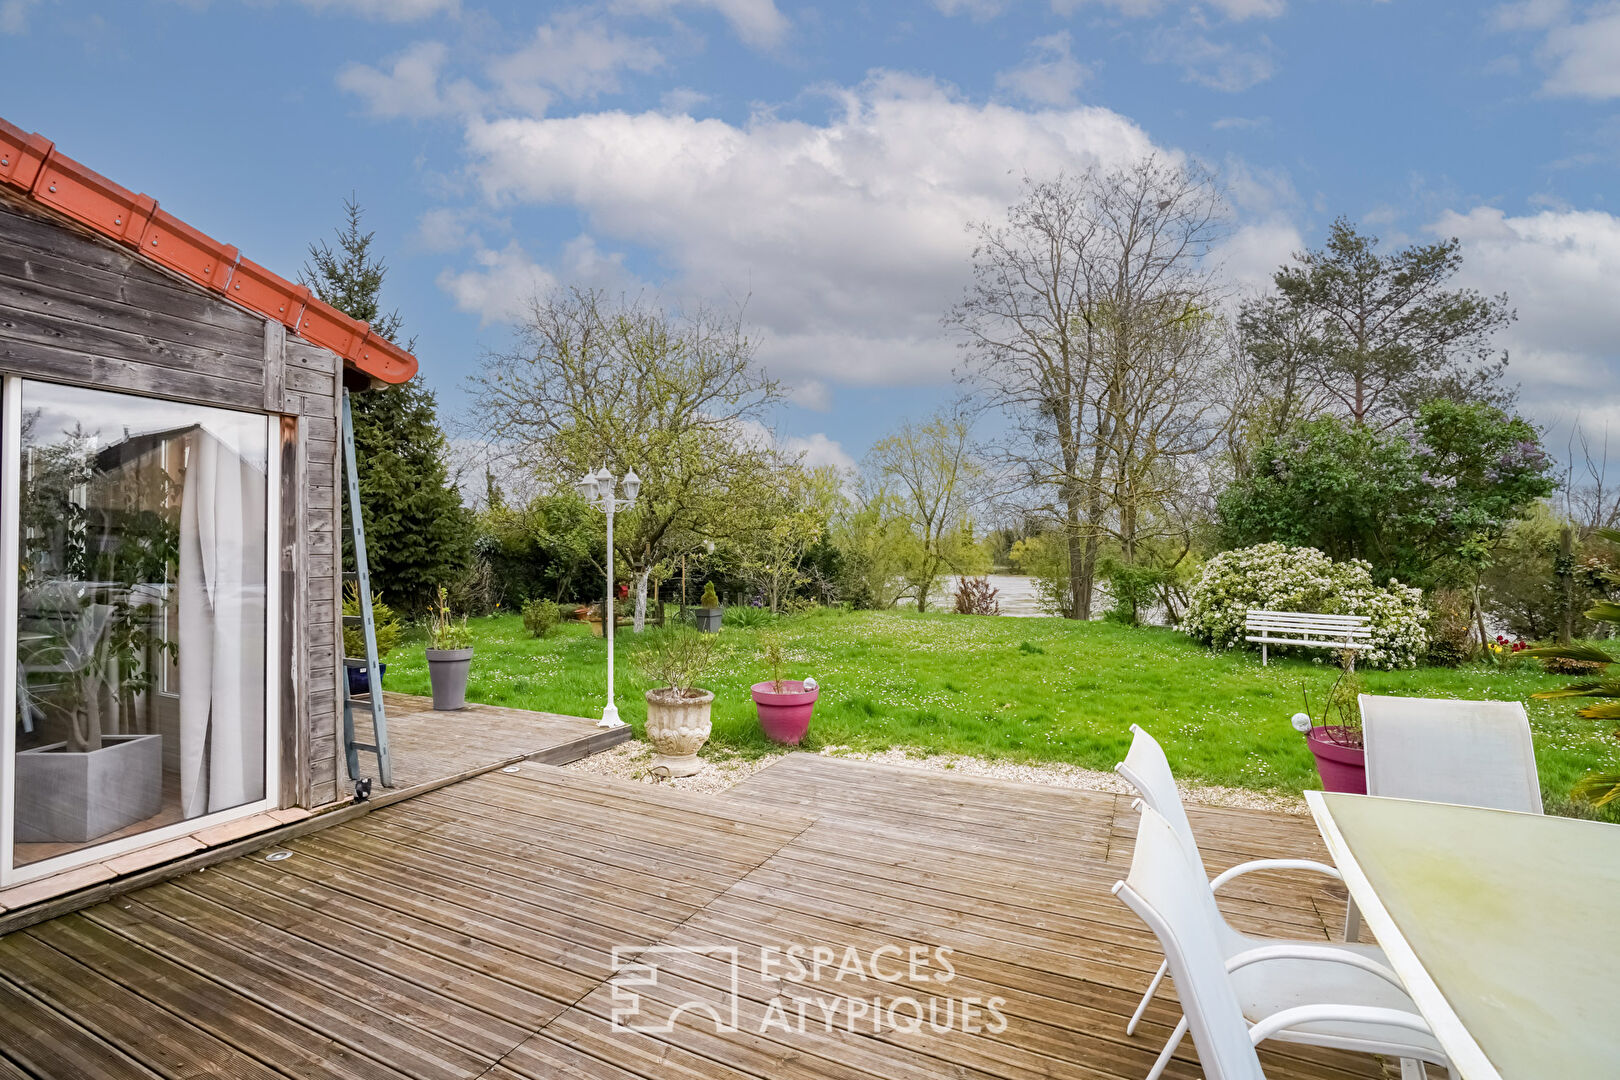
[303,198,470,610]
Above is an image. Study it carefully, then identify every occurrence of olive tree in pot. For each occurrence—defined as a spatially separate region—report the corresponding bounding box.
[638,628,718,777]
[343,583,401,697]
[751,631,818,745]
[16,589,171,843]
[426,587,474,711]
[15,436,178,845]
[694,580,723,633]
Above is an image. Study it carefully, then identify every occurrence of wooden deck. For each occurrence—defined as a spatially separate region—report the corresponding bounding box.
[0,752,1390,1080]
[0,695,628,931]
[350,692,633,795]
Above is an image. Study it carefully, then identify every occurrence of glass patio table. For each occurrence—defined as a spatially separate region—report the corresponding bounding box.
[1305,791,1620,1079]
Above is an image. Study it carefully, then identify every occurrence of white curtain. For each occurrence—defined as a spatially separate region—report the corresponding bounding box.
[177,429,267,818]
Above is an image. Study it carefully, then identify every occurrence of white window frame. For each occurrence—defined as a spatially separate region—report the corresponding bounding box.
[0,376,282,888]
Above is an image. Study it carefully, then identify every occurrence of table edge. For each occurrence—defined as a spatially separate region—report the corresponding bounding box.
[1304,790,1502,1080]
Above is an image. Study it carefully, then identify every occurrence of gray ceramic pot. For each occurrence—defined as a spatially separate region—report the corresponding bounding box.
[426,647,474,710]
[695,606,723,633]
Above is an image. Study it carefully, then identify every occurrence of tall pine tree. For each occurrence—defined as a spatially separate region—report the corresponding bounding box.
[303,197,470,611]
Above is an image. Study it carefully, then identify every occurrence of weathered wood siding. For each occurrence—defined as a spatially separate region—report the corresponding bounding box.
[0,190,343,808]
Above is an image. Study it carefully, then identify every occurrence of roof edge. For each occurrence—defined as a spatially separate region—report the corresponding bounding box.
[0,116,418,385]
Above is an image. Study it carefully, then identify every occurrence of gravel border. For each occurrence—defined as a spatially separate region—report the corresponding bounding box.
[562,739,1308,815]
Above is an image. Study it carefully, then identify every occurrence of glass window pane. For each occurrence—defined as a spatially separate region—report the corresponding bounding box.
[12,381,269,866]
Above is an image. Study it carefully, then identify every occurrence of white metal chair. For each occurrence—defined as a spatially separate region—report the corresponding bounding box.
[1115,726,1346,1045]
[1340,693,1544,941]
[1360,694,1542,813]
[1114,724,1436,1079]
[1115,806,1452,1080]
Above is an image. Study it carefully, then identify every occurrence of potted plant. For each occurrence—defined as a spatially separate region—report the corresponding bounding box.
[695,581,723,633]
[16,588,168,843]
[638,628,718,777]
[425,586,474,711]
[1291,653,1366,794]
[585,598,631,638]
[750,631,819,745]
[343,582,401,697]
[14,433,177,844]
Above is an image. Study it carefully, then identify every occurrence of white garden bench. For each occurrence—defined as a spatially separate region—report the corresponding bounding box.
[1244,610,1371,666]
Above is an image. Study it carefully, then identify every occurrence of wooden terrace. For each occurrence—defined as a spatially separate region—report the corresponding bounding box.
[0,752,1397,1080]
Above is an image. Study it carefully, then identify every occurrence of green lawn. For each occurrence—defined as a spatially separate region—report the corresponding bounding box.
[381,608,1620,804]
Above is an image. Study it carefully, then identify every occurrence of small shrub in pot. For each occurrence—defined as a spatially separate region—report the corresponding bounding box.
[638,629,718,777]
[342,582,401,696]
[751,630,819,744]
[426,587,475,711]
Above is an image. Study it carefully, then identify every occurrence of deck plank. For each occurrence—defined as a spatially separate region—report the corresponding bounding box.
[0,753,1387,1080]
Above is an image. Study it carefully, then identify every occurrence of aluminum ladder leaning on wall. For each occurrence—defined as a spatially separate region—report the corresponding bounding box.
[339,388,393,792]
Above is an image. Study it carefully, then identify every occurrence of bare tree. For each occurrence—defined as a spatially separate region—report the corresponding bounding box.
[1561,422,1620,537]
[472,288,781,629]
[948,158,1226,617]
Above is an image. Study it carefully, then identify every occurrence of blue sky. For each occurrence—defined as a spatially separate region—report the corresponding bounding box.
[4,0,1618,474]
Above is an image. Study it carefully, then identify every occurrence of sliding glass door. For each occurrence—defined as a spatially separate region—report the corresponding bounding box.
[0,377,279,884]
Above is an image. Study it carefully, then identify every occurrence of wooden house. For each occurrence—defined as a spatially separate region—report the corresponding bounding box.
[0,116,416,896]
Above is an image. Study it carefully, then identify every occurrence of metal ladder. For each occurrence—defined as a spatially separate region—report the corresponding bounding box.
[339,388,393,790]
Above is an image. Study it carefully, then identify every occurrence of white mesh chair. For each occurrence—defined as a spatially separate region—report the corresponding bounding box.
[1114,806,1451,1080]
[1360,694,1542,813]
[1115,726,1353,1069]
[1342,693,1543,941]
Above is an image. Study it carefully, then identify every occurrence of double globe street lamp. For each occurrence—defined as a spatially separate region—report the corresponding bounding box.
[574,465,641,728]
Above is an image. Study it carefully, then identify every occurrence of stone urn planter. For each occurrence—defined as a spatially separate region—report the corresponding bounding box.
[15,733,163,843]
[694,606,723,633]
[426,647,474,711]
[752,680,819,745]
[644,687,714,777]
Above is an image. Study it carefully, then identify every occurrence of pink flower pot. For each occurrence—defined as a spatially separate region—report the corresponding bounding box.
[751,680,819,745]
[1306,726,1367,794]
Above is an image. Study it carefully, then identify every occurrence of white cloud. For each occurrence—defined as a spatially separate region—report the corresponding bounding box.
[660,87,711,114]
[456,72,1162,385]
[297,0,457,20]
[1212,115,1268,130]
[932,0,1013,17]
[340,14,666,119]
[338,41,480,119]
[781,432,857,472]
[1220,218,1302,293]
[1052,0,1286,19]
[1436,206,1620,416]
[0,0,41,33]
[994,31,1091,107]
[488,11,663,108]
[1149,25,1276,90]
[789,379,832,411]
[439,236,638,325]
[1540,3,1620,99]
[611,0,789,49]
[1491,0,1569,30]
[438,242,559,325]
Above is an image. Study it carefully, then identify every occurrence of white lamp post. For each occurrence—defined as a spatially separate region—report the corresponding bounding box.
[575,465,640,727]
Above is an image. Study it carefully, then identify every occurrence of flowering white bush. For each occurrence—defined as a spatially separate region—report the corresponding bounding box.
[1181,543,1428,669]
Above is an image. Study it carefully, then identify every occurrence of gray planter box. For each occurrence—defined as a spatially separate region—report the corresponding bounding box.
[15,733,163,844]
[695,607,723,633]
[426,647,474,710]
